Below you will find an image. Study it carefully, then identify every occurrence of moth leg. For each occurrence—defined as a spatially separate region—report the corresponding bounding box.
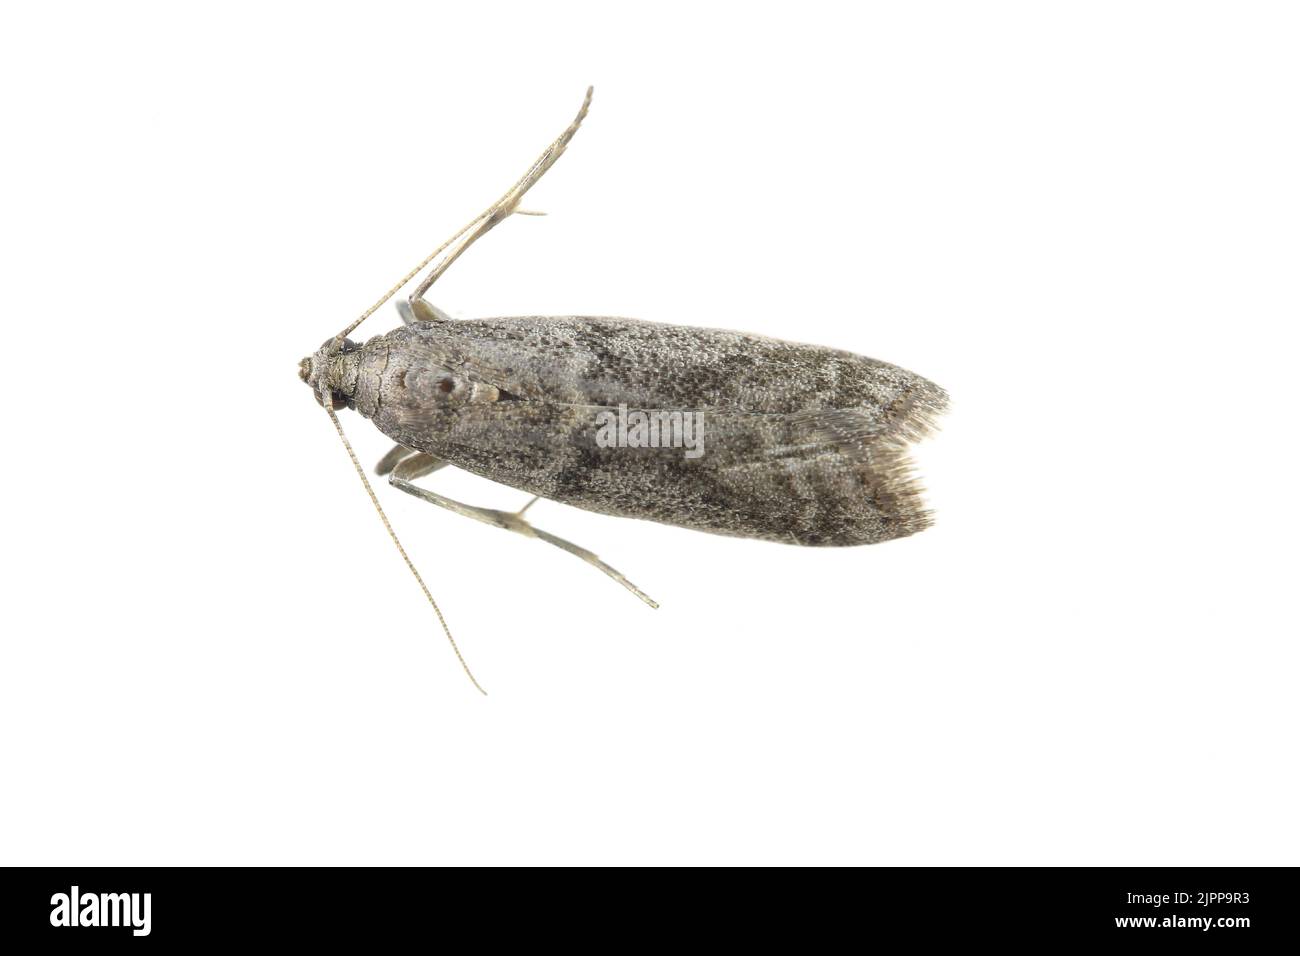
[406,87,592,312]
[337,89,590,342]
[375,444,416,476]
[389,455,658,609]
[396,299,453,326]
[376,446,447,482]
[527,526,659,610]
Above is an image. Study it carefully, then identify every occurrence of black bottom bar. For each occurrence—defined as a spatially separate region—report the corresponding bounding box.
[2,867,1293,945]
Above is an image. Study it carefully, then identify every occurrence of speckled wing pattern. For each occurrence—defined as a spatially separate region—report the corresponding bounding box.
[352,316,947,546]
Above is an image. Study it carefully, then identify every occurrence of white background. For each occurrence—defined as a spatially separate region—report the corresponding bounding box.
[2,2,1296,866]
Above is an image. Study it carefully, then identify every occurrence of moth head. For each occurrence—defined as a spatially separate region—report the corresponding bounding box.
[300,336,360,410]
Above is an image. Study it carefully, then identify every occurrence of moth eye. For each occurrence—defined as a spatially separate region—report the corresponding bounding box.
[438,377,456,394]
[312,388,347,410]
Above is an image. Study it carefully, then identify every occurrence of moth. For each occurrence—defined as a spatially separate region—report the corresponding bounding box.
[300,89,947,693]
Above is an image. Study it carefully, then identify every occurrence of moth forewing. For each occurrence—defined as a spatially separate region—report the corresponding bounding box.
[347,316,947,546]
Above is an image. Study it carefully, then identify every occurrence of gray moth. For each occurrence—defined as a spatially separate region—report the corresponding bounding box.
[300,89,946,692]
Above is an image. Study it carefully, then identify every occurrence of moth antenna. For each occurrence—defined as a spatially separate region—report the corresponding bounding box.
[324,401,488,696]
[334,207,489,341]
[337,86,593,340]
